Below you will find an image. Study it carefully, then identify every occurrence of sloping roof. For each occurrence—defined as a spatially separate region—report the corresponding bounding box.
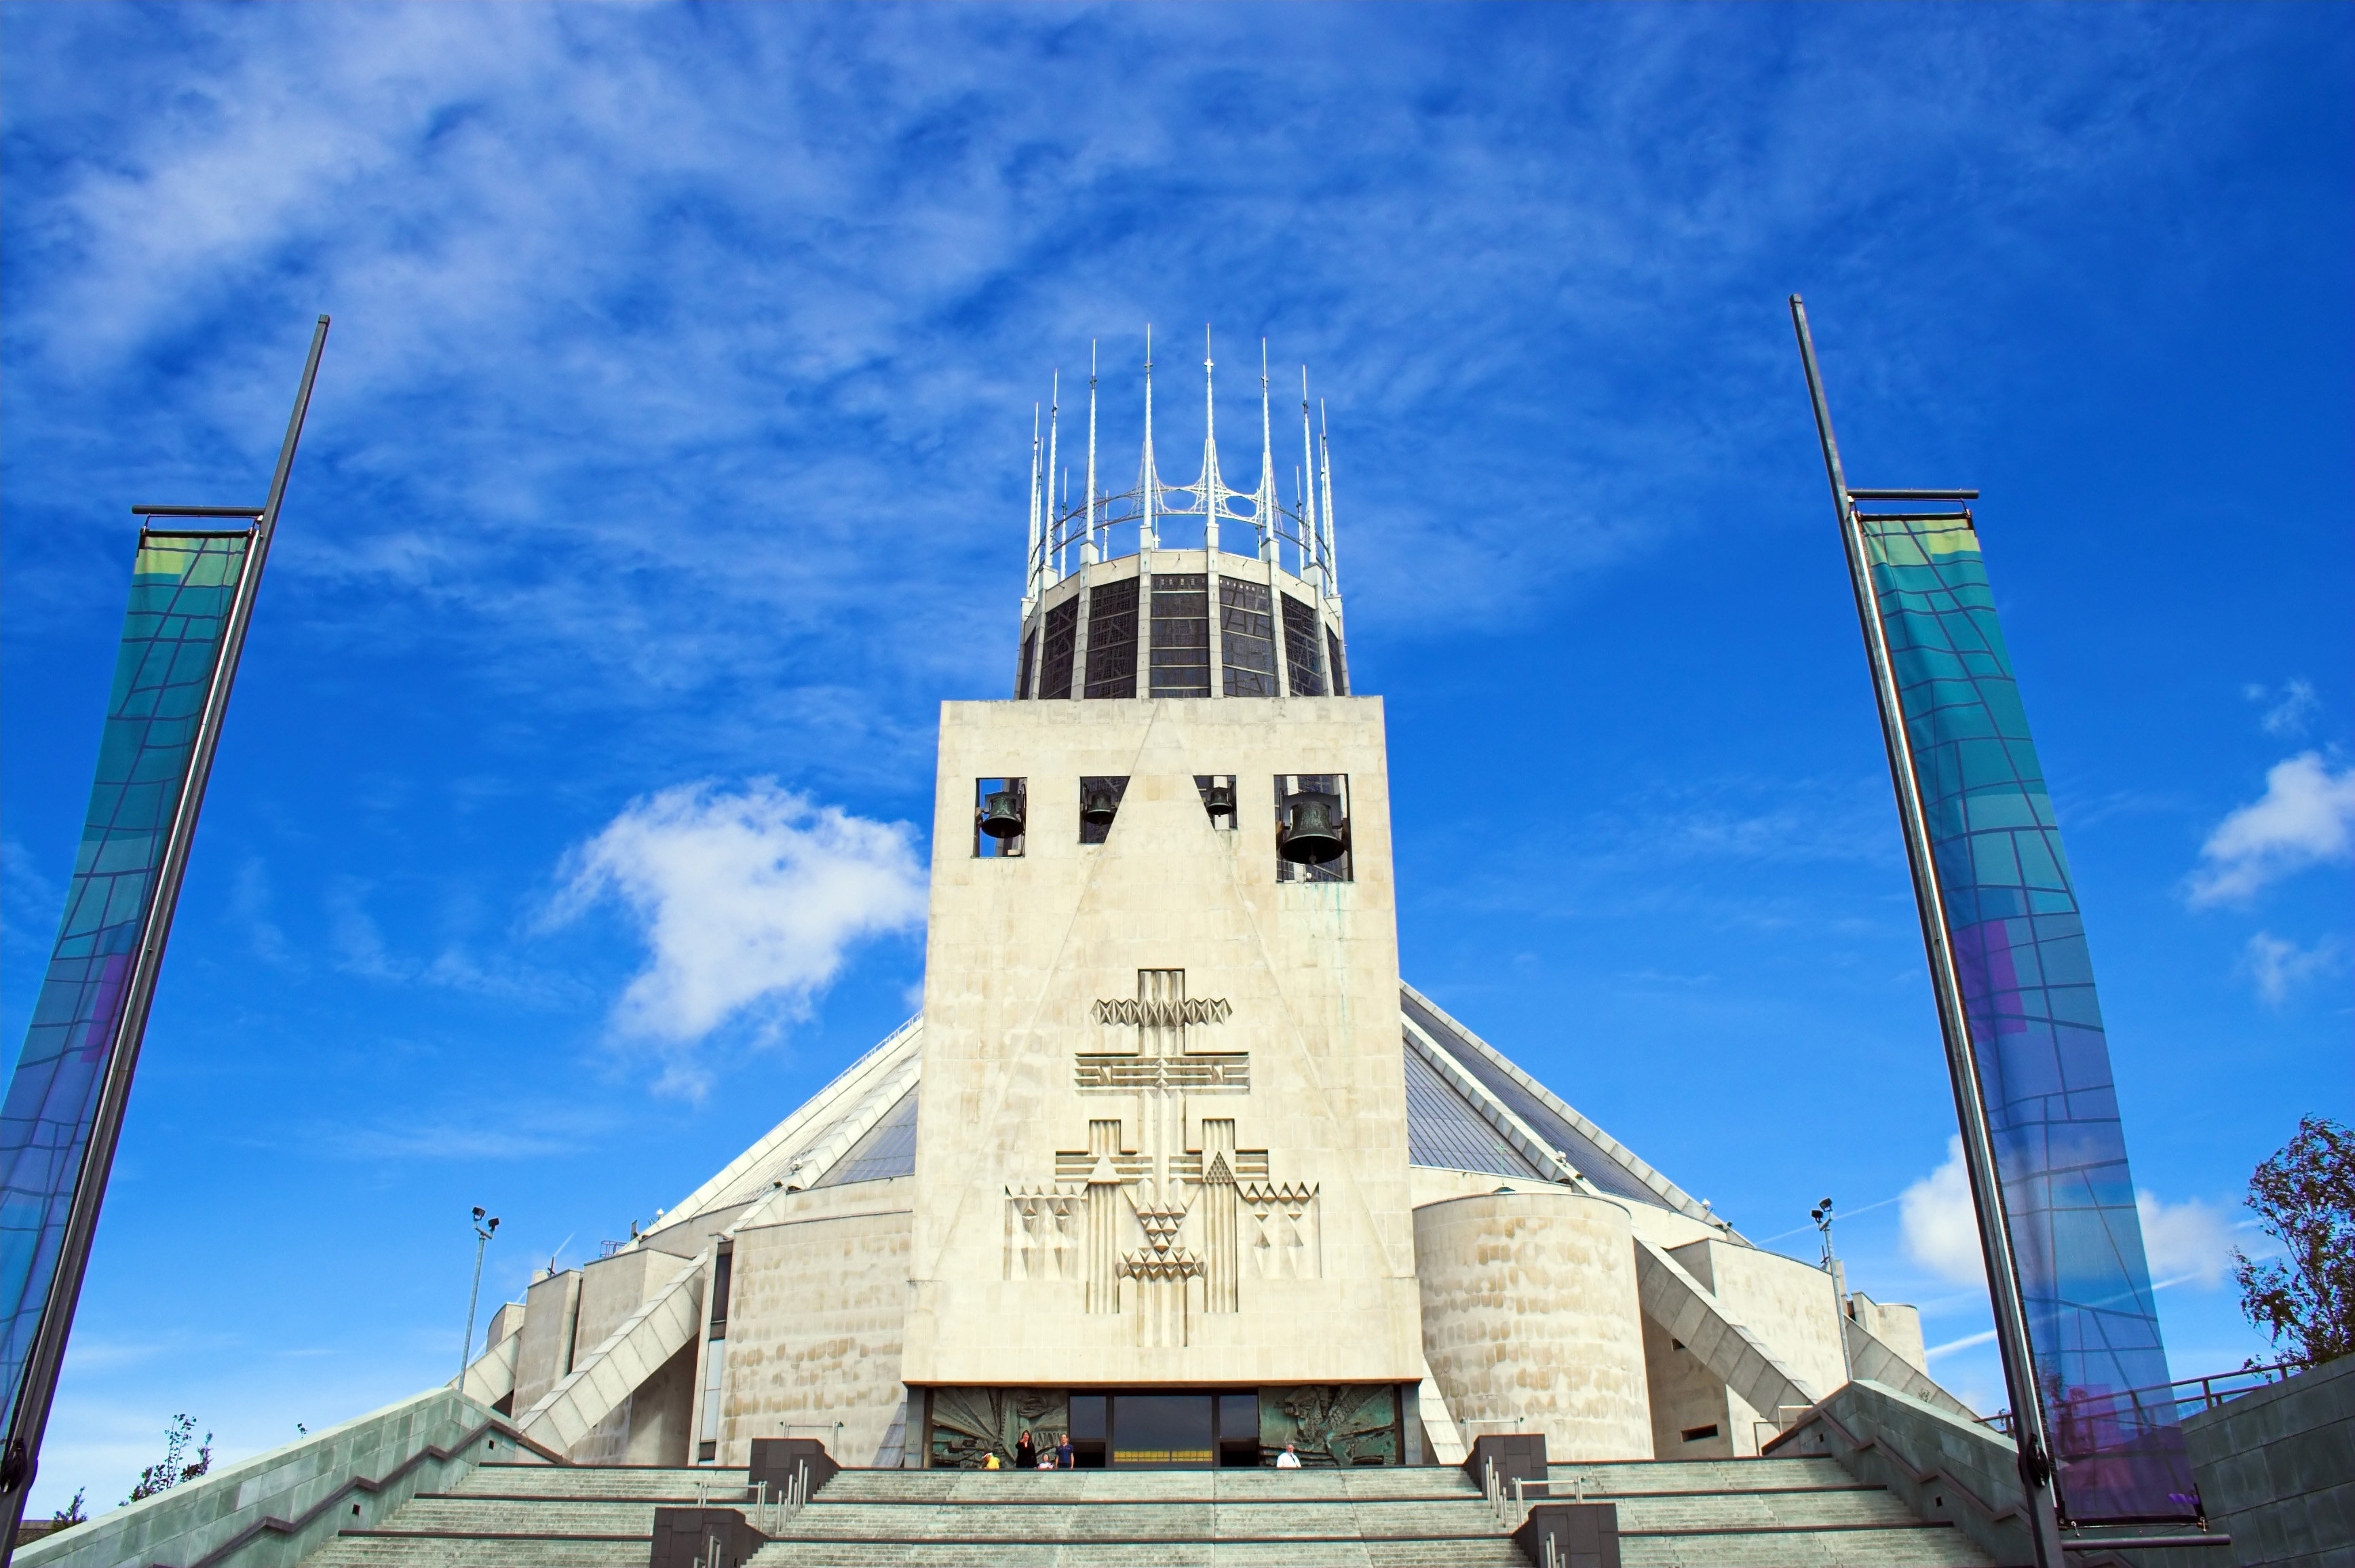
[651,983,1719,1232]
[814,1084,919,1187]
[1401,1046,1547,1181]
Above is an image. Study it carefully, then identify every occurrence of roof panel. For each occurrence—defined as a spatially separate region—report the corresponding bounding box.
[815,1086,918,1187]
[1403,1045,1547,1181]
[1402,989,1677,1211]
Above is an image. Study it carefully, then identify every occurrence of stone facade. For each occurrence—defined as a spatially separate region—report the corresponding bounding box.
[464,553,1958,1473]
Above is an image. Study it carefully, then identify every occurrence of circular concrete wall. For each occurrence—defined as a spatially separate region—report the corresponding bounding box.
[1414,1189,1652,1461]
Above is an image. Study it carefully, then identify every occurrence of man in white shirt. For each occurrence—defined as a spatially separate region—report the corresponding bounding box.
[1274,1442,1301,1469]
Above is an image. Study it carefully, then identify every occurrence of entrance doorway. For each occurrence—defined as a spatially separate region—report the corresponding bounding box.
[1066,1390,1260,1468]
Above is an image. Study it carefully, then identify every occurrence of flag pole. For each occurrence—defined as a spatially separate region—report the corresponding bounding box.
[0,318,328,1553]
[1788,294,2065,1567]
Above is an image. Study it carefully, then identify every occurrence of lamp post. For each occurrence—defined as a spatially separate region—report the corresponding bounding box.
[1810,1198,1854,1383]
[460,1207,499,1390]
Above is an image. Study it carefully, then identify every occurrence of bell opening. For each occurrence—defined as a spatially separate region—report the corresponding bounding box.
[974,778,1027,858]
[1274,775,1353,881]
[1195,774,1238,829]
[1079,776,1130,845]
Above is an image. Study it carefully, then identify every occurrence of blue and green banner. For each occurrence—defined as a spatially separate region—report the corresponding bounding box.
[1862,513,2192,1521]
[0,531,254,1428]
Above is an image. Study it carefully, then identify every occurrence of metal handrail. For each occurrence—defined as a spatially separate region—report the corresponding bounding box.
[1980,1362,2299,1434]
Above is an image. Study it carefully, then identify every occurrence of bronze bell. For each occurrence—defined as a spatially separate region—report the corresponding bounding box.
[1080,784,1121,827]
[1204,782,1236,820]
[978,789,1026,839]
[1278,795,1346,864]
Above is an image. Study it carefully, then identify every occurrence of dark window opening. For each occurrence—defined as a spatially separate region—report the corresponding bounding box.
[698,1440,717,1462]
[1149,573,1210,697]
[1079,776,1130,845]
[1016,629,1037,700]
[1195,774,1238,830]
[1069,1393,1108,1470]
[709,1249,733,1337]
[1217,1392,1259,1469]
[1281,594,1326,696]
[1220,578,1276,697]
[974,777,1026,858]
[1276,773,1352,883]
[1039,598,1079,700]
[1681,1423,1720,1443]
[1084,578,1139,698]
[1325,627,1349,696]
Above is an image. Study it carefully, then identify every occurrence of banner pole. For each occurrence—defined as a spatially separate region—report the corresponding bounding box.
[0,318,328,1553]
[1787,295,2066,1567]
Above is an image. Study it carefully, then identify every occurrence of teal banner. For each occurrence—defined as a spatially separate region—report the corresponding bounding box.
[1863,513,2192,1521]
[0,531,252,1426]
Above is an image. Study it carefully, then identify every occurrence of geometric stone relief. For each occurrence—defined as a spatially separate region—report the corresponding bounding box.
[999,968,1321,1341]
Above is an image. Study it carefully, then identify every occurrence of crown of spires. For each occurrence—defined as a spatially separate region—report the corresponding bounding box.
[1026,327,1339,609]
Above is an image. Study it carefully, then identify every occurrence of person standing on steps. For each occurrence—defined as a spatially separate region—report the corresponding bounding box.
[1015,1429,1037,1470]
[1056,1432,1075,1469]
[1275,1442,1301,1469]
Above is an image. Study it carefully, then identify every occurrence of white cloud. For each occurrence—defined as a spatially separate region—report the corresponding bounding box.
[2135,1191,2233,1288]
[2246,678,2319,737]
[551,781,925,1087]
[2240,931,2346,1006]
[1902,1136,1989,1288]
[2187,752,2355,906]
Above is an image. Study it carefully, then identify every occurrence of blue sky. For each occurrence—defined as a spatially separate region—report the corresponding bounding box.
[3,2,2348,1512]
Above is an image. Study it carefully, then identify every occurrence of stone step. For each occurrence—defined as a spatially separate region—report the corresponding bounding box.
[1611,1488,1930,1531]
[750,1544,1530,1567]
[306,1535,652,1568]
[1616,1522,1997,1567]
[1546,1456,1856,1495]
[818,1470,1484,1504]
[379,1498,673,1534]
[454,1461,741,1499]
[778,1501,1504,1541]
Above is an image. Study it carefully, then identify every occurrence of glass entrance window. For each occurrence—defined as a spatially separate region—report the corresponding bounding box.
[1217,1392,1259,1468]
[1068,1393,1107,1470]
[1112,1393,1213,1466]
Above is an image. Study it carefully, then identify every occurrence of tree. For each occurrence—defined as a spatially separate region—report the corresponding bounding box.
[124,1414,212,1506]
[47,1488,87,1532]
[2233,1115,2355,1369]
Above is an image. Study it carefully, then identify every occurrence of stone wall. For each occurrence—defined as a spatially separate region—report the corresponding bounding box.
[2185,1354,2354,1568]
[719,1182,915,1467]
[1414,1189,1652,1461]
[14,1389,543,1568]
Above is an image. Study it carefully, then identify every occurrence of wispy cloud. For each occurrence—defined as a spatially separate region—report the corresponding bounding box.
[1903,1136,2239,1297]
[1901,1136,1989,1289]
[547,780,925,1094]
[2239,931,2347,1007]
[2135,1191,2233,1288]
[2245,678,2319,738]
[2187,753,2355,906]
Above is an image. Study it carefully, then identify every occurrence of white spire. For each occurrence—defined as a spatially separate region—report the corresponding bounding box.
[1299,366,1320,593]
[1318,398,1339,599]
[1086,341,1100,563]
[1027,402,1044,596]
[1140,325,1161,550]
[1255,339,1278,565]
[1047,371,1065,571]
[1199,325,1223,556]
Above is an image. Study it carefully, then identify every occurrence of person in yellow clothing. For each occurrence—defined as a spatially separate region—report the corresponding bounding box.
[982,1451,1001,1470]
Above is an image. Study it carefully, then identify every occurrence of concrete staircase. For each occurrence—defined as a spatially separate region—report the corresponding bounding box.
[1548,1456,2006,1567]
[309,1462,733,1568]
[302,1454,2002,1568]
[754,1466,1520,1566]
